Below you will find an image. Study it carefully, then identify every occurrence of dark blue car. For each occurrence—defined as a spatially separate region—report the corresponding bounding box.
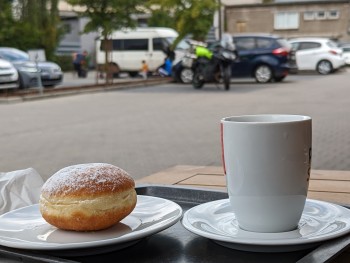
[173,34,297,83]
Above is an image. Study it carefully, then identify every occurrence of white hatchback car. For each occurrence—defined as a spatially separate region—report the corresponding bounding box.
[0,58,19,90]
[288,38,345,74]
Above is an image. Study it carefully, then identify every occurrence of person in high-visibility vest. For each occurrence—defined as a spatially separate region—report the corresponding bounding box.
[195,46,213,59]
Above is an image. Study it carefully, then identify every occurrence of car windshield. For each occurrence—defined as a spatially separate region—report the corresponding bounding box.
[175,39,190,50]
[0,49,29,62]
[165,37,176,45]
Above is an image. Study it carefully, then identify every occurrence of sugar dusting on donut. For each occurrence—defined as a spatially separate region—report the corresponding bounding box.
[40,163,137,231]
[42,163,134,197]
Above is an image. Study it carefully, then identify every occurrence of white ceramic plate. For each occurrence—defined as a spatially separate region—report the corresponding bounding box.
[182,199,350,252]
[0,195,182,255]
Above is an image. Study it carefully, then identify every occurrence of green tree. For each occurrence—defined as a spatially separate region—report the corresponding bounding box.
[147,0,218,45]
[0,0,15,44]
[20,0,62,60]
[67,0,143,84]
[147,9,176,29]
[0,0,62,60]
[0,1,41,50]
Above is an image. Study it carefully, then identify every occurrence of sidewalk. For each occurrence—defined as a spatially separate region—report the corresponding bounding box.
[0,71,172,103]
[58,71,134,88]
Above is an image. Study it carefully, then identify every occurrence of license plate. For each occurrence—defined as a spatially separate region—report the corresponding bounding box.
[0,76,12,82]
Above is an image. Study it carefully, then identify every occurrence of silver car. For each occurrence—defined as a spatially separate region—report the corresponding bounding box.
[0,58,19,90]
[0,47,63,89]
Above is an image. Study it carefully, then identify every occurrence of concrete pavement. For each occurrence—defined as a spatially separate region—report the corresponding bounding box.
[57,71,133,87]
[0,71,349,181]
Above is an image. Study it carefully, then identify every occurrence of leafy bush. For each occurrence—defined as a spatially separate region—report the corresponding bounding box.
[52,55,74,72]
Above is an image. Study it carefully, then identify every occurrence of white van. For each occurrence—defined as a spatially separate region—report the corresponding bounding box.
[96,27,178,76]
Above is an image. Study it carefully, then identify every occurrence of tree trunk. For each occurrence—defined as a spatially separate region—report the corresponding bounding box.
[103,33,112,85]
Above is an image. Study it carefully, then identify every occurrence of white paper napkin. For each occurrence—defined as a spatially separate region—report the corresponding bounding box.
[0,168,44,215]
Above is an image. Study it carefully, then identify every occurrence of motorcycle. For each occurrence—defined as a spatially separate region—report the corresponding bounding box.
[191,35,237,90]
[172,39,205,84]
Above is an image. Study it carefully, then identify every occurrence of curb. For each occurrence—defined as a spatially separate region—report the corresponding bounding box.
[0,78,172,104]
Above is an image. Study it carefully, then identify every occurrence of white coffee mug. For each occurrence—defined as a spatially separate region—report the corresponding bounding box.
[221,114,312,233]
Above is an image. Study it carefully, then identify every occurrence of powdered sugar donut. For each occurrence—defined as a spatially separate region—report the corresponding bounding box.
[39,163,137,231]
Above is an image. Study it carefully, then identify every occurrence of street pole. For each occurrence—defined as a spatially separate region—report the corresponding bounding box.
[218,0,222,40]
[35,54,43,95]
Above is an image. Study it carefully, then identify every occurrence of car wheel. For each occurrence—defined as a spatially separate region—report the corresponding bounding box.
[316,60,333,75]
[192,71,204,89]
[223,65,231,90]
[180,68,194,83]
[254,64,272,83]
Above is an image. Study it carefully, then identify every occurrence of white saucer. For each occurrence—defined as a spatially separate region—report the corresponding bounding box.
[0,195,182,256]
[182,199,350,252]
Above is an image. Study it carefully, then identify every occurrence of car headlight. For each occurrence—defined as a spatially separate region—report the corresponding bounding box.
[41,66,62,74]
[51,67,62,73]
[18,66,40,73]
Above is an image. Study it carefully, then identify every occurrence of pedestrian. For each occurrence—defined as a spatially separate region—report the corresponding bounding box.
[166,46,176,62]
[140,60,149,79]
[158,57,172,77]
[73,50,88,78]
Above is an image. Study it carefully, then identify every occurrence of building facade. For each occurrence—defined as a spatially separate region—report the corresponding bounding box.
[57,2,98,63]
[225,0,350,41]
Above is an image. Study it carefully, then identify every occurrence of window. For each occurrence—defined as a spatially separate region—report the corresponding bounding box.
[112,40,122,50]
[304,10,339,21]
[123,39,148,51]
[298,42,321,50]
[153,38,167,51]
[234,37,255,50]
[316,11,326,20]
[100,39,148,51]
[236,21,247,33]
[176,39,190,50]
[256,38,274,49]
[328,10,339,19]
[274,12,299,30]
[290,42,299,50]
[63,23,72,34]
[304,11,315,21]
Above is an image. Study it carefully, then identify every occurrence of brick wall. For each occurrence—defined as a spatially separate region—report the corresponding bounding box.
[225,2,350,41]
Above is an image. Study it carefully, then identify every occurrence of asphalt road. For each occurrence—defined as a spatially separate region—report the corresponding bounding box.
[1,70,350,181]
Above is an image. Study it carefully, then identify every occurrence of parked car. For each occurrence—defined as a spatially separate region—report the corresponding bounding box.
[173,34,297,84]
[341,45,350,65]
[288,38,345,74]
[232,34,297,83]
[0,47,63,89]
[0,58,19,90]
